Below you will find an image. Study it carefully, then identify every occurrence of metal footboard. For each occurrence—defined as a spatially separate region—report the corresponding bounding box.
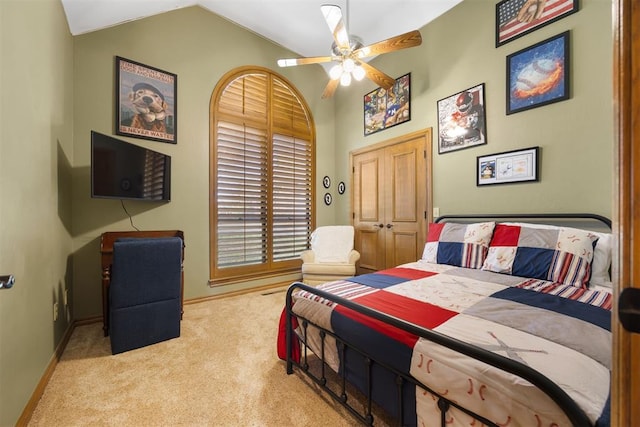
[284,282,592,427]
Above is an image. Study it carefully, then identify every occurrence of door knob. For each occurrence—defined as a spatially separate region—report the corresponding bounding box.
[619,287,640,333]
[376,223,384,229]
[386,224,393,229]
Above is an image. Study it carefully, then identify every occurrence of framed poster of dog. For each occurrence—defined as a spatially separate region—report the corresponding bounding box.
[116,56,177,144]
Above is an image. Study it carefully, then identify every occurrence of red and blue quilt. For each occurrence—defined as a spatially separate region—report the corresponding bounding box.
[285,260,611,426]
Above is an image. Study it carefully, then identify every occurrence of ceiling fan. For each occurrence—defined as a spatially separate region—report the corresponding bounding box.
[277,4,422,99]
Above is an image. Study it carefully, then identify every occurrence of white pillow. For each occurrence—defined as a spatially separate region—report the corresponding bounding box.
[590,232,612,287]
[501,222,612,288]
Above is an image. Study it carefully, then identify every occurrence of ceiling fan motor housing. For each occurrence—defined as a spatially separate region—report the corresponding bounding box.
[331,36,363,56]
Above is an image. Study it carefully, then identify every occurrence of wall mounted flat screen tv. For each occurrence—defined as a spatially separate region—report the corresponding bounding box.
[91,131,171,201]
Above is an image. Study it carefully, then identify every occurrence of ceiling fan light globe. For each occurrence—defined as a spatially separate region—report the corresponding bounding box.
[329,64,343,80]
[343,58,355,72]
[352,65,366,81]
[340,72,352,86]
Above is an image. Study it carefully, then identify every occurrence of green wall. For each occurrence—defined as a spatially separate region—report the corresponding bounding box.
[0,0,74,425]
[331,0,612,223]
[0,0,613,424]
[70,6,337,319]
[70,0,613,321]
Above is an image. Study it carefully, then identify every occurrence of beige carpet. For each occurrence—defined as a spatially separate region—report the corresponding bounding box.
[28,288,391,426]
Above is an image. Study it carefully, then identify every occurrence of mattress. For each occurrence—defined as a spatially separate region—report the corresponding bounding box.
[288,260,611,426]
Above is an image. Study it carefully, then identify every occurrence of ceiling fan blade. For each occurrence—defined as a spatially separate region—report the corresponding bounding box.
[359,62,395,90]
[354,30,422,59]
[321,78,340,99]
[277,55,335,67]
[321,4,350,51]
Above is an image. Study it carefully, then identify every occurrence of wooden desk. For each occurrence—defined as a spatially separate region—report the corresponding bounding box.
[100,230,185,337]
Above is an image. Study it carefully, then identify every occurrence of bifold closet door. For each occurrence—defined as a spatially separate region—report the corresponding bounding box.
[383,138,426,268]
[352,129,431,275]
[353,148,385,274]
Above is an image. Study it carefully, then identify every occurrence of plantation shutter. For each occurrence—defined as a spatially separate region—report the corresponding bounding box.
[271,79,312,261]
[211,69,314,282]
[272,134,312,261]
[216,122,268,267]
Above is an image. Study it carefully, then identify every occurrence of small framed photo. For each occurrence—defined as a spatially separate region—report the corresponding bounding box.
[496,0,578,47]
[116,56,177,144]
[322,176,331,189]
[506,31,570,115]
[437,83,487,154]
[477,146,539,186]
[364,73,411,136]
[337,181,346,195]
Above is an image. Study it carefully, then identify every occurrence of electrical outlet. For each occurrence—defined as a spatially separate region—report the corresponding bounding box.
[53,302,59,321]
[433,207,440,218]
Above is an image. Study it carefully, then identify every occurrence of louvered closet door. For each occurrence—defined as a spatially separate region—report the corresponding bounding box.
[352,129,432,275]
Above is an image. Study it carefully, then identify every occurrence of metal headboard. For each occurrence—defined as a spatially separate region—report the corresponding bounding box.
[435,213,611,231]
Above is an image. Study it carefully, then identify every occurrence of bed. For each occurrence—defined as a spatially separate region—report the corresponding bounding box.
[278,214,612,426]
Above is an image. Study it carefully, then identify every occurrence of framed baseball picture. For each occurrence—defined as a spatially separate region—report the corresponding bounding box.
[477,146,539,186]
[437,83,487,154]
[115,56,177,144]
[506,31,570,115]
[496,0,578,47]
[364,73,411,136]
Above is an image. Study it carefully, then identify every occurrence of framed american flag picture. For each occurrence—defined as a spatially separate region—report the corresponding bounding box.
[495,0,578,47]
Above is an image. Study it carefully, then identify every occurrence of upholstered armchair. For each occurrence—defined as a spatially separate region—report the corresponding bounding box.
[109,237,182,354]
[300,225,360,286]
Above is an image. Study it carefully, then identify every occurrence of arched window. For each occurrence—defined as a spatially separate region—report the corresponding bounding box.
[209,66,315,284]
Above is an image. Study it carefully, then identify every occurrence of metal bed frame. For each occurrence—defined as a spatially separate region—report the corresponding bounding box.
[284,213,611,427]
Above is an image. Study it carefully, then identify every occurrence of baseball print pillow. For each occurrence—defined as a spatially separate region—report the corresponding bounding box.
[482,224,599,288]
[422,222,495,269]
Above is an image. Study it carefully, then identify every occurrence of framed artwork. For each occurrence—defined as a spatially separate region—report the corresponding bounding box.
[324,193,332,206]
[437,83,487,154]
[116,56,177,144]
[337,181,346,195]
[506,31,570,115]
[322,176,331,188]
[364,73,411,136]
[477,146,539,186]
[496,0,578,47]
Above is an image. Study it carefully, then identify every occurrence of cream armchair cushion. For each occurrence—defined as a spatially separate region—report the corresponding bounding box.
[300,225,360,286]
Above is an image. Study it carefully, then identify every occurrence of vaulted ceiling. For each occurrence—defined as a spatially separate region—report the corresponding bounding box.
[60,0,462,61]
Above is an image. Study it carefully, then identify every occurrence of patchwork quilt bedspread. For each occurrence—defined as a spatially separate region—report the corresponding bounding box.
[289,260,612,426]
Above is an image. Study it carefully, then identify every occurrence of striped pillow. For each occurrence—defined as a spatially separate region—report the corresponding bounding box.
[422,222,495,269]
[515,279,612,310]
[482,224,599,288]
